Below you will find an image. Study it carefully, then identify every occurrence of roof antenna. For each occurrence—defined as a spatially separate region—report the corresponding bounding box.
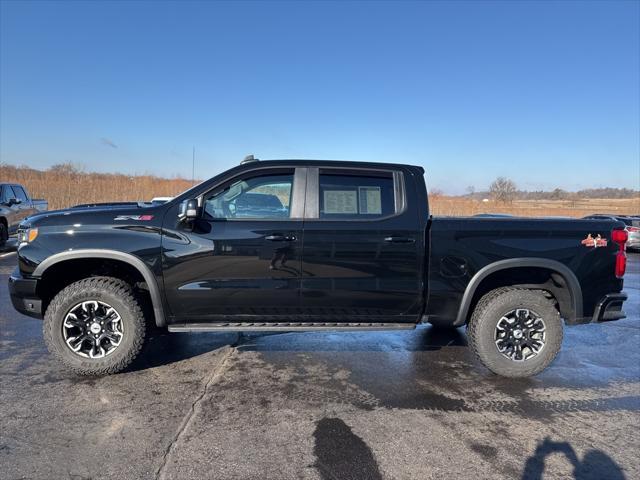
[241,154,258,164]
[192,146,195,183]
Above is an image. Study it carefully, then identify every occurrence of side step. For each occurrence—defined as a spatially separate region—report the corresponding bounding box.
[168,322,417,333]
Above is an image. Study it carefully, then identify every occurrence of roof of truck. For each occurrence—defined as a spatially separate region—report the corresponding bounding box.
[238,157,424,172]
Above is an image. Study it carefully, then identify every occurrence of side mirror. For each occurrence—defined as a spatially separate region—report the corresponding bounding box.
[8,197,20,206]
[179,199,199,221]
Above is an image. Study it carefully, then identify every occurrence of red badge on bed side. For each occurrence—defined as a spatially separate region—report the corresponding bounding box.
[581,234,608,248]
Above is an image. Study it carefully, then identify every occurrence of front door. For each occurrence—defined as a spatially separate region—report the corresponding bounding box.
[300,167,423,322]
[162,168,305,321]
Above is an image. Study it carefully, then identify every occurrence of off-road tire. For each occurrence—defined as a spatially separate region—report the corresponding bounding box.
[0,221,7,248]
[467,288,563,377]
[44,276,146,375]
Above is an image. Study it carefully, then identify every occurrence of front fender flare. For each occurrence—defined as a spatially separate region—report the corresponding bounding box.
[33,249,166,327]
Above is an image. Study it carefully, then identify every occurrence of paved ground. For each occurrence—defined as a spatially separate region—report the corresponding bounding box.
[1,240,638,480]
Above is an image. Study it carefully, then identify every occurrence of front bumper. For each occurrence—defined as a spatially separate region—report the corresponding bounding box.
[8,267,43,318]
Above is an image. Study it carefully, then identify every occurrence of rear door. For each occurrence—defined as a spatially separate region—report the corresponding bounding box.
[300,166,423,322]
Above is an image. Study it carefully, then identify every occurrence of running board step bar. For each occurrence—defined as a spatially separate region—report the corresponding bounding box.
[168,322,416,333]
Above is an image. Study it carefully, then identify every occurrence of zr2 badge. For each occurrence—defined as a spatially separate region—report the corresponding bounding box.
[114,215,154,221]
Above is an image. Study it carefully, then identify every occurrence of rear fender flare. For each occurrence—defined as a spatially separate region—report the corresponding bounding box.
[454,258,583,326]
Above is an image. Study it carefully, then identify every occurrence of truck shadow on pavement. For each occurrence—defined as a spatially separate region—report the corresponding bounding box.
[129,325,468,373]
[120,325,640,421]
[521,437,625,480]
[127,331,239,372]
[235,324,469,353]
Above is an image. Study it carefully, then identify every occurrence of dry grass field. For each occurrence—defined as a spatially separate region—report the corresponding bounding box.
[2,163,638,217]
[430,195,639,218]
[1,164,196,210]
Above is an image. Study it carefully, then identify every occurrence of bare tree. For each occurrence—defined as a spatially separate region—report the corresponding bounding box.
[489,177,517,204]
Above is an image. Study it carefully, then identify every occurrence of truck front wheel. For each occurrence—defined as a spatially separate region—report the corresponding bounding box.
[467,288,563,377]
[43,276,147,375]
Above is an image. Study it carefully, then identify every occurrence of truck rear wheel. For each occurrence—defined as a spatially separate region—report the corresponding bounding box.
[467,288,563,377]
[43,276,147,375]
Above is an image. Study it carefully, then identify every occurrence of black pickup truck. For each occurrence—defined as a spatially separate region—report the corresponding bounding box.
[8,159,629,377]
[1,183,48,247]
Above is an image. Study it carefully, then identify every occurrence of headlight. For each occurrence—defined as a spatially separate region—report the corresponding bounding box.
[18,227,39,244]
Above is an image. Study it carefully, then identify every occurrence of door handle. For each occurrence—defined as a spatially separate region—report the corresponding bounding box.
[265,234,297,242]
[384,236,415,244]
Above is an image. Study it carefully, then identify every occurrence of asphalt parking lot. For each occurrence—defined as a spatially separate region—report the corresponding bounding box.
[1,241,638,480]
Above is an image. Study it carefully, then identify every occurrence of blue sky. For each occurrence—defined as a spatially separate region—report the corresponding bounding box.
[1,0,638,194]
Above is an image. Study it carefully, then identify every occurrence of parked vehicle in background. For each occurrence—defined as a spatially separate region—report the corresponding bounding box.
[74,199,175,209]
[73,202,140,209]
[9,158,629,378]
[627,216,640,251]
[150,196,173,204]
[584,215,640,251]
[0,183,47,247]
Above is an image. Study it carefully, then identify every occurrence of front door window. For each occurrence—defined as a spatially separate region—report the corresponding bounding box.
[204,174,293,220]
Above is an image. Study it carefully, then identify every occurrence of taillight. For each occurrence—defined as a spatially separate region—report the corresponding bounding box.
[615,254,626,278]
[613,228,627,278]
[612,229,628,244]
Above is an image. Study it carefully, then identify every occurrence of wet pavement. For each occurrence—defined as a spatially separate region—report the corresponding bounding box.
[1,240,638,479]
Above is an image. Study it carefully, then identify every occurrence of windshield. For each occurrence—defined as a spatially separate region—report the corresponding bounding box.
[173,179,208,203]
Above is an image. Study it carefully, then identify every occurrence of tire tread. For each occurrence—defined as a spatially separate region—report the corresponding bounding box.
[467,287,563,377]
[43,276,146,375]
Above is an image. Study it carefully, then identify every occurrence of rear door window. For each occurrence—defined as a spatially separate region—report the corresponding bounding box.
[319,171,396,220]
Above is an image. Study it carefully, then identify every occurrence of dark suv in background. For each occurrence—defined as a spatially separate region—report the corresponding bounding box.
[0,183,48,248]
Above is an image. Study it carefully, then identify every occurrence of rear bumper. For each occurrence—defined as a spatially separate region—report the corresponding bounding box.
[8,268,43,318]
[573,293,627,324]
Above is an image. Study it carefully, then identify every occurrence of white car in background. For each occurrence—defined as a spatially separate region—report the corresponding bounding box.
[583,214,640,251]
[150,197,173,204]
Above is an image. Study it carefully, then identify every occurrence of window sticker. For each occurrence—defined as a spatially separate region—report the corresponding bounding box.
[358,186,382,214]
[323,190,358,214]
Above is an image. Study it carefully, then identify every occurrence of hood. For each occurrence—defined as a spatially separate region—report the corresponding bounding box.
[22,203,160,227]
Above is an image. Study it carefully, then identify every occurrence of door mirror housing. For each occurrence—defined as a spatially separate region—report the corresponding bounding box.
[179,199,199,221]
[7,197,21,206]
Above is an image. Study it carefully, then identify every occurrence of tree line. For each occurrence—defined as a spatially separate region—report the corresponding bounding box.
[467,177,638,204]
